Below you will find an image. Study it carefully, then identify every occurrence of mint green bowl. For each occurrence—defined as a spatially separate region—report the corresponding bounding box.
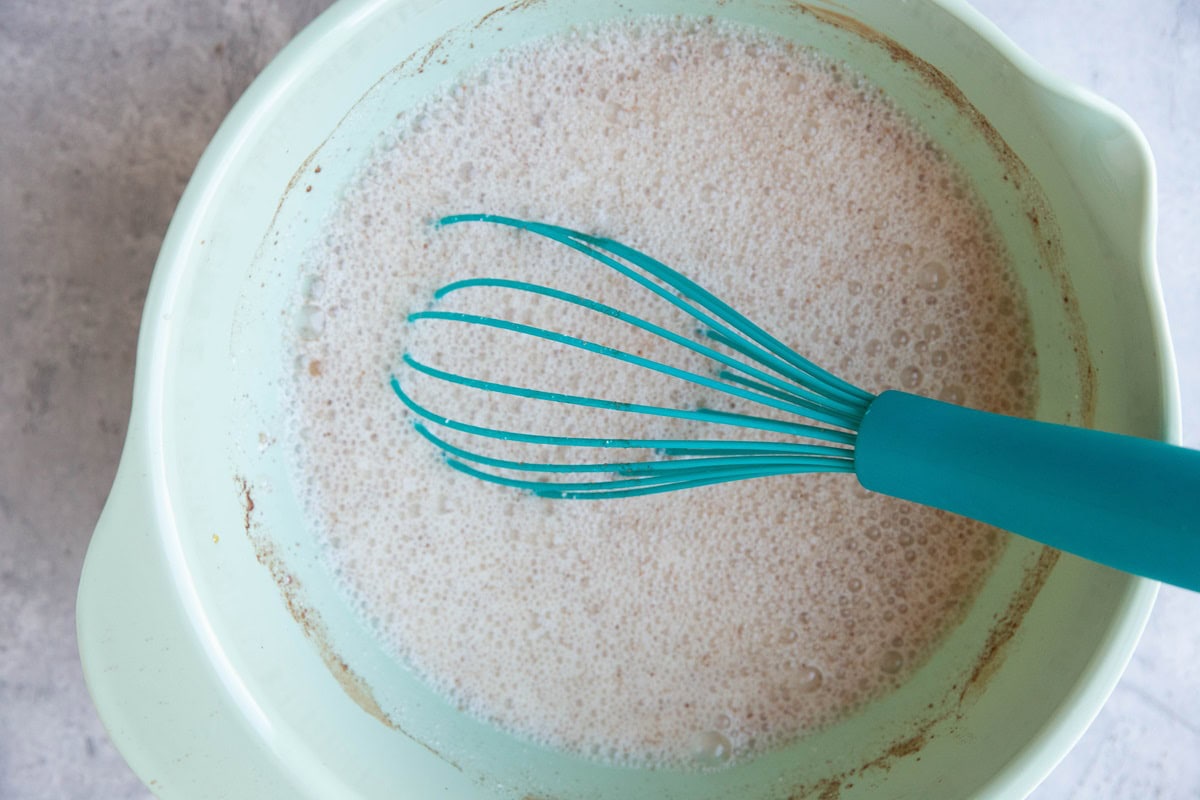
[78,1,1177,797]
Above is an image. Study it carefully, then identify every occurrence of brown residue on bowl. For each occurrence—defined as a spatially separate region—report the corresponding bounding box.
[772,8,1087,794]
[960,546,1060,704]
[784,712,940,799]
[417,33,450,74]
[234,476,464,773]
[237,475,254,535]
[793,2,1095,427]
[784,541,1058,798]
[476,0,546,31]
[791,777,843,800]
[248,6,1092,795]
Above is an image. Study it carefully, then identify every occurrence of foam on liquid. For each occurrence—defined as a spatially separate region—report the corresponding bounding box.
[288,18,1038,769]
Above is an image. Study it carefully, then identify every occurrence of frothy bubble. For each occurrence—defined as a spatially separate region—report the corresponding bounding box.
[287,15,1037,772]
[689,730,733,765]
[917,261,948,291]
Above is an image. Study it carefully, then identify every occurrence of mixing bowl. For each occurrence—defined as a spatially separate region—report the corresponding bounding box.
[77,0,1177,797]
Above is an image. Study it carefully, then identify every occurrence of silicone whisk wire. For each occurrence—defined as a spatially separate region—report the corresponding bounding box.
[392,215,874,499]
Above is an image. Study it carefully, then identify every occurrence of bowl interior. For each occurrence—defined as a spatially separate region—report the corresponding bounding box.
[134,0,1163,797]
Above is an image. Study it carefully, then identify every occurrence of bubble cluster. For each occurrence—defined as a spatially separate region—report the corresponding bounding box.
[285,18,1038,771]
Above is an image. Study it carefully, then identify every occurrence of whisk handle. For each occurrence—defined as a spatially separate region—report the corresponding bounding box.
[855,390,1200,591]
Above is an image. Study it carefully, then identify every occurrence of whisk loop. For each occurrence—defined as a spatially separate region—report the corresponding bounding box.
[392,214,870,498]
[389,214,1200,592]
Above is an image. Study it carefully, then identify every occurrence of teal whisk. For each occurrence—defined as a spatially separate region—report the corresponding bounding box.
[393,215,1200,591]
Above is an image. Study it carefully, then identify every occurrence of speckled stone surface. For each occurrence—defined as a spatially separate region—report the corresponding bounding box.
[1,1,1196,797]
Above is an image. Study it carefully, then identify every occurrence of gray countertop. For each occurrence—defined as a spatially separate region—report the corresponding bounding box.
[2,1,1197,797]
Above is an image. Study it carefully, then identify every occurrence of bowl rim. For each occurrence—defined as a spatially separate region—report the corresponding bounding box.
[78,0,1175,796]
[927,2,1174,793]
